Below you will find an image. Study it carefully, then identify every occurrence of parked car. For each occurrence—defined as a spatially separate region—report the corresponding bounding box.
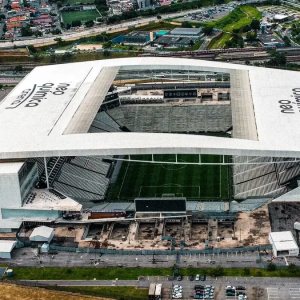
[194,285,204,290]
[195,274,200,281]
[189,275,195,281]
[200,274,206,281]
[177,275,183,281]
[236,286,246,290]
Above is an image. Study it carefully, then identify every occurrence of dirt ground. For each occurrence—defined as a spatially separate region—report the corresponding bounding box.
[213,203,271,248]
[54,226,85,243]
[73,44,103,51]
[137,223,156,240]
[0,283,114,300]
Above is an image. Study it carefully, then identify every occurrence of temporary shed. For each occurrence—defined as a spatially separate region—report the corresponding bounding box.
[29,226,54,243]
[40,243,49,253]
[269,231,299,257]
[0,240,16,259]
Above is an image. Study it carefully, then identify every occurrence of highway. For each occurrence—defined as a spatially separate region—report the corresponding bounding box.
[0,0,262,49]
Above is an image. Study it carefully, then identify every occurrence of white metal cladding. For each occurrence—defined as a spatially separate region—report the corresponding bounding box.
[0,58,299,159]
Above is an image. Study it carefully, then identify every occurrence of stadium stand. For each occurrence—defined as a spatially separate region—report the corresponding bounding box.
[105,104,232,133]
[88,111,122,133]
[233,156,300,199]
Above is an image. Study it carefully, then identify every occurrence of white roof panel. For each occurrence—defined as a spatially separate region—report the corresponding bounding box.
[30,226,53,238]
[0,240,16,253]
[270,231,298,251]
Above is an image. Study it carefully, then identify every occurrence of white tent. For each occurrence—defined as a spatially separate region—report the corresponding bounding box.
[0,240,16,259]
[29,226,54,243]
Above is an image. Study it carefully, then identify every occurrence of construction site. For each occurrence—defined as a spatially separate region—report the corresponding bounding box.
[6,198,273,251]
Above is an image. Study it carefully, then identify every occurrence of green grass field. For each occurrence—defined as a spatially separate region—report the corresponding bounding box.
[204,5,262,33]
[7,266,300,281]
[62,10,100,24]
[208,32,231,49]
[107,154,230,201]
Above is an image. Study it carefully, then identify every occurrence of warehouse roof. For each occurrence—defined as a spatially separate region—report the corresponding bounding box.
[170,27,202,35]
[269,231,298,251]
[0,240,16,253]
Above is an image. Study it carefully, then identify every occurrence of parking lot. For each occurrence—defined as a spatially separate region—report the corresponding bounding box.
[267,287,300,300]
[140,277,300,300]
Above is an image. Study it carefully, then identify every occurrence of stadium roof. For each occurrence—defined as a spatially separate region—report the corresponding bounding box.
[0,57,300,159]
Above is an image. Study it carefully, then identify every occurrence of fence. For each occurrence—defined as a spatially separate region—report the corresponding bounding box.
[49,244,272,255]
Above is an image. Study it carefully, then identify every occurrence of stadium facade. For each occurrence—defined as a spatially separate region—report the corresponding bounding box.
[0,57,299,232]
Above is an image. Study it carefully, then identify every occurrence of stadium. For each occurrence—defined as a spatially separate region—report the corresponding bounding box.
[0,57,299,250]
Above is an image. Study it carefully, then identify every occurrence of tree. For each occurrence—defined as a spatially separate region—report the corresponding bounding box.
[0,14,5,20]
[85,20,94,28]
[57,1,62,7]
[250,19,260,31]
[189,39,194,47]
[245,60,250,65]
[52,28,62,35]
[181,21,192,28]
[103,50,110,57]
[34,30,42,37]
[157,15,161,19]
[102,41,112,48]
[14,65,23,72]
[267,51,287,66]
[246,31,257,41]
[27,45,36,53]
[71,20,82,27]
[21,26,33,37]
[243,24,251,32]
[203,25,213,36]
[283,36,291,47]
[66,23,71,30]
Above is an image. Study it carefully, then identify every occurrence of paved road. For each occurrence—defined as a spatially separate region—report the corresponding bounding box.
[16,276,300,287]
[8,248,295,269]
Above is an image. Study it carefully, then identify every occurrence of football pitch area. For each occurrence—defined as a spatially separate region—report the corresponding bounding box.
[61,10,100,24]
[107,154,231,201]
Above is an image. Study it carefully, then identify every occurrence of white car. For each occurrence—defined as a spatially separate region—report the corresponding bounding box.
[226,286,236,290]
[195,274,200,281]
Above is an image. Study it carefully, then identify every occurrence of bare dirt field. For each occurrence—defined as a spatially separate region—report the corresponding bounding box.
[0,283,113,300]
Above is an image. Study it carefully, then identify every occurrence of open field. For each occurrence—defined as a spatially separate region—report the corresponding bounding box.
[62,10,100,24]
[205,5,262,33]
[107,154,230,201]
[0,283,112,300]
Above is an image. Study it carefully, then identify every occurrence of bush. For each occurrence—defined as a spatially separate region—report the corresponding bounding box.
[209,266,224,277]
[243,267,250,276]
[267,263,276,272]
